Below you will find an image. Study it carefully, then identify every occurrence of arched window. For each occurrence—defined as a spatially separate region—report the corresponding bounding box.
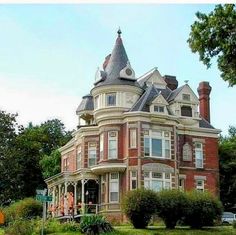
[181,106,192,117]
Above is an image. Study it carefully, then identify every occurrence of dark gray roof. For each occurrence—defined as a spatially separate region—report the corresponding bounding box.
[130,84,170,112]
[94,34,140,88]
[76,94,94,113]
[167,85,185,102]
[199,117,215,129]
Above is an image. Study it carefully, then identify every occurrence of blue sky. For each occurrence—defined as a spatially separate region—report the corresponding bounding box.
[0,4,235,135]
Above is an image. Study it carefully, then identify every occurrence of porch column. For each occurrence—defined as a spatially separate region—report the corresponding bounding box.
[58,184,61,216]
[81,179,85,214]
[64,182,68,215]
[52,186,56,217]
[74,182,78,215]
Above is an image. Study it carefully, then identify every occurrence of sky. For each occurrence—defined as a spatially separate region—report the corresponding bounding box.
[0,4,235,135]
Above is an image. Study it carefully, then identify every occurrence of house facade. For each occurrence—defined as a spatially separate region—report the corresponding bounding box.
[45,30,220,221]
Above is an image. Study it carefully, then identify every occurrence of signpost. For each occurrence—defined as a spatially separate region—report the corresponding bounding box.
[36,189,52,235]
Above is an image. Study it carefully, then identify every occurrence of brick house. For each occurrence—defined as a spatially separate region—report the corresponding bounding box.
[45,30,220,221]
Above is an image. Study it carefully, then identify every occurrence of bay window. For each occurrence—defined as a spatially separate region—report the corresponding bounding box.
[144,130,171,158]
[144,171,171,191]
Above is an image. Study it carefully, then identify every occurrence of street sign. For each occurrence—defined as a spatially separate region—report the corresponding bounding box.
[36,195,52,202]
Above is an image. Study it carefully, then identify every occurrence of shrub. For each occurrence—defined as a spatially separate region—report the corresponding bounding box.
[3,198,42,225]
[184,191,223,229]
[156,189,187,229]
[233,220,236,229]
[4,219,34,235]
[122,188,158,229]
[80,215,113,235]
[61,221,80,232]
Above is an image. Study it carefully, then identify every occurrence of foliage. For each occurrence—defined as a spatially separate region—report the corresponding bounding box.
[40,150,61,179]
[4,219,34,235]
[233,220,236,229]
[122,188,158,229]
[3,198,42,225]
[188,4,236,86]
[156,189,187,229]
[184,191,223,229]
[80,215,113,235]
[61,221,80,232]
[219,126,236,210]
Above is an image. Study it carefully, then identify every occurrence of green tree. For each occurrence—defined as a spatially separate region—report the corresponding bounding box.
[188,4,236,86]
[0,111,24,205]
[40,150,61,179]
[219,126,236,210]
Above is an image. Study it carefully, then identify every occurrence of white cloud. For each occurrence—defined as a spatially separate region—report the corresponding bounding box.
[0,73,79,131]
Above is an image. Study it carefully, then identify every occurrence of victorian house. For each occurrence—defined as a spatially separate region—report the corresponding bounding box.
[45,30,220,221]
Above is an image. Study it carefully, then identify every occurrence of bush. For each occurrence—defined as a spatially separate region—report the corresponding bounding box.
[61,221,80,232]
[156,189,187,229]
[3,198,42,225]
[122,188,158,229]
[184,191,223,229]
[80,215,113,235]
[4,219,34,235]
[233,220,236,229]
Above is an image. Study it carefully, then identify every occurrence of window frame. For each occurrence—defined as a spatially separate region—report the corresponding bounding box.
[196,179,204,192]
[100,133,104,161]
[109,172,119,203]
[144,130,171,159]
[130,171,137,190]
[88,142,97,167]
[154,105,165,113]
[106,93,116,106]
[144,171,171,192]
[195,142,203,169]
[181,105,193,117]
[129,129,137,149]
[108,131,118,159]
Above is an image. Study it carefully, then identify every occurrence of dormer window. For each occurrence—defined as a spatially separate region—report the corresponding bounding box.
[106,93,116,106]
[181,106,192,117]
[154,105,164,113]
[182,94,190,101]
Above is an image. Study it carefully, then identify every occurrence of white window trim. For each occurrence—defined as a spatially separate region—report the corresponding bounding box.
[100,133,104,161]
[130,171,137,190]
[196,179,205,192]
[195,142,203,169]
[108,131,118,159]
[129,129,137,149]
[77,146,82,170]
[109,173,119,203]
[144,130,171,159]
[88,143,97,167]
[144,171,172,192]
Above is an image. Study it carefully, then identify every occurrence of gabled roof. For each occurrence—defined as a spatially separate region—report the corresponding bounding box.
[76,94,94,113]
[130,84,170,112]
[167,85,185,102]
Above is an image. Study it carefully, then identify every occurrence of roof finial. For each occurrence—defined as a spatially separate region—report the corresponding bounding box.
[184,80,189,84]
[117,27,122,37]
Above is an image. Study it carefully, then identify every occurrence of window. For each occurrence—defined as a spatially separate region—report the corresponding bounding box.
[144,171,171,191]
[144,130,171,158]
[108,131,118,159]
[181,106,192,117]
[182,94,190,101]
[106,93,116,106]
[129,129,137,148]
[179,178,185,191]
[100,133,104,161]
[77,146,82,169]
[195,142,203,168]
[109,173,119,202]
[88,143,96,167]
[154,105,164,113]
[130,171,137,190]
[94,96,99,109]
[183,143,192,161]
[63,158,69,171]
[196,180,204,191]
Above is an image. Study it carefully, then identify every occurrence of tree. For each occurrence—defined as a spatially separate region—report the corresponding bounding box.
[188,4,236,86]
[40,150,61,179]
[0,111,24,205]
[219,126,236,210]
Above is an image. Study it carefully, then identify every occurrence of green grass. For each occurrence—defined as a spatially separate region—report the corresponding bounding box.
[0,228,4,235]
[49,226,236,235]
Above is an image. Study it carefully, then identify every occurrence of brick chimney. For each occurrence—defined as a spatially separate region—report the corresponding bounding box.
[197,81,212,123]
[163,75,178,90]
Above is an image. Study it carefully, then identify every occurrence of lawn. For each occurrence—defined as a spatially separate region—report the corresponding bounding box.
[49,226,236,235]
